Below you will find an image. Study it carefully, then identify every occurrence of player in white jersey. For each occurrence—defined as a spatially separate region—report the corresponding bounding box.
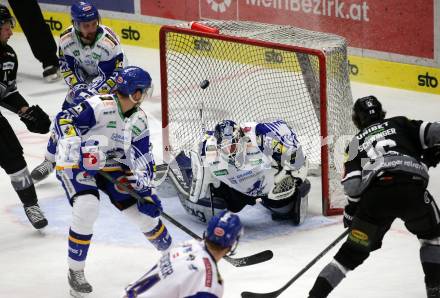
[171,120,310,225]
[124,210,243,298]
[54,66,172,297]
[31,1,126,182]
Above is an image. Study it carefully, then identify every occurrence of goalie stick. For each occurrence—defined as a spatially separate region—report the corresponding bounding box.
[152,80,209,187]
[99,170,273,267]
[241,229,349,298]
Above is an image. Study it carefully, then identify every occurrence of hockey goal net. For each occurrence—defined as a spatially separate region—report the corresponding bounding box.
[159,21,356,216]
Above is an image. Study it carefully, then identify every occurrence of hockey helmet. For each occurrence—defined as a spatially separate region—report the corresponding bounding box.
[0,5,15,28]
[352,95,386,129]
[116,66,153,104]
[214,120,244,161]
[71,1,100,29]
[205,210,243,254]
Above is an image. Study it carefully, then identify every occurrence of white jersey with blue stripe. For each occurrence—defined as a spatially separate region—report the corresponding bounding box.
[54,94,155,192]
[125,239,223,298]
[59,25,126,93]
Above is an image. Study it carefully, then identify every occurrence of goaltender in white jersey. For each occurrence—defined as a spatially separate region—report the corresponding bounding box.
[170,120,311,225]
[125,211,243,298]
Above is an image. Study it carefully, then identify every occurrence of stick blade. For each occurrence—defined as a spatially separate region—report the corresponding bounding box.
[241,290,280,298]
[225,250,273,267]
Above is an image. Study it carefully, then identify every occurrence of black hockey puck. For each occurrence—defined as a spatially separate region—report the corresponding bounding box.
[200,80,210,89]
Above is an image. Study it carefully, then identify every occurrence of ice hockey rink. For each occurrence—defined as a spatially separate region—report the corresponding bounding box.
[0,33,439,298]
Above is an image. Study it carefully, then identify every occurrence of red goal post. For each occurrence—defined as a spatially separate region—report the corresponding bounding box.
[159,21,356,216]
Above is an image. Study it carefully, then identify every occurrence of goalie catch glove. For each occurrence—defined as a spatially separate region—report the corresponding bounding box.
[19,105,51,134]
[422,144,440,168]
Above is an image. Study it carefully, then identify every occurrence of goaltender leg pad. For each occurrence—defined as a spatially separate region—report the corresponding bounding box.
[176,190,227,223]
[263,178,310,224]
[174,151,193,185]
[169,151,227,223]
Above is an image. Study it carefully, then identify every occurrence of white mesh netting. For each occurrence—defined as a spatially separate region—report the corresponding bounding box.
[160,21,356,214]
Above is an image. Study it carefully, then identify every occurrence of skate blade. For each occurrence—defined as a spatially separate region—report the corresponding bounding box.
[70,289,90,298]
[36,227,47,235]
[44,73,62,83]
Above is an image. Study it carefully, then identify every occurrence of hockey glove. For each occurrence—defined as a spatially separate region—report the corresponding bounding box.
[136,191,163,218]
[343,201,358,228]
[70,83,89,98]
[422,144,440,168]
[19,105,51,134]
[79,140,106,176]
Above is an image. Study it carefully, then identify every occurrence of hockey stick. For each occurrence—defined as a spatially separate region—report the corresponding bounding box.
[98,171,273,267]
[152,80,209,186]
[198,80,216,217]
[241,229,350,298]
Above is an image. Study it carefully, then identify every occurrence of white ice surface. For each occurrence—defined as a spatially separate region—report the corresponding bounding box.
[0,33,439,298]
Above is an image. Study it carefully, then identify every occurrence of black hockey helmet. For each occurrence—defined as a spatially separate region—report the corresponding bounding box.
[352,95,386,129]
[0,5,15,28]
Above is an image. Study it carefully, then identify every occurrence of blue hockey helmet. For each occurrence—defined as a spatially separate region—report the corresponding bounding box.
[71,1,100,26]
[116,66,153,105]
[205,210,243,254]
[116,66,152,95]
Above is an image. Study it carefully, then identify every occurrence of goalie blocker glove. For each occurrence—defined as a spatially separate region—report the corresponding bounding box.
[19,105,51,134]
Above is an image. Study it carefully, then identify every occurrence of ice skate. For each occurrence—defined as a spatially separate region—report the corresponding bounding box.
[43,65,61,83]
[31,158,55,183]
[68,269,93,297]
[23,204,48,229]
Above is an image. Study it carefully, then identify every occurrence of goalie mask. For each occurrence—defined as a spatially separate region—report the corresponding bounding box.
[352,95,386,129]
[214,120,244,165]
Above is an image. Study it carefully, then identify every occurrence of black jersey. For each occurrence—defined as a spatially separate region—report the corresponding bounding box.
[342,116,440,199]
[0,44,28,114]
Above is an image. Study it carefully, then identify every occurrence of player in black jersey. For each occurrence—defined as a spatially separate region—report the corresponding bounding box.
[0,5,51,229]
[308,96,440,298]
